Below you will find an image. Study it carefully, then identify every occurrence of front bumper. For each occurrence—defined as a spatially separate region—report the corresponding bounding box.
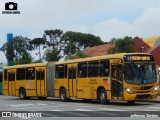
[124,92,158,101]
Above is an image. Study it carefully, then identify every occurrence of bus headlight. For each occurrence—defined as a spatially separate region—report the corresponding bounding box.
[152,86,159,93]
[125,87,135,94]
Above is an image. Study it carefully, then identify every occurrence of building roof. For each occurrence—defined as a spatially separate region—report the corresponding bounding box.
[133,37,150,53]
[143,36,160,47]
[83,43,114,57]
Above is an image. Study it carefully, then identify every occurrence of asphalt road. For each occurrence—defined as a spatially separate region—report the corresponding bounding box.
[0,95,160,120]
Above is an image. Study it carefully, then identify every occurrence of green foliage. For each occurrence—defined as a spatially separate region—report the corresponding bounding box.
[61,31,104,58]
[43,29,63,61]
[14,52,33,65]
[69,51,88,60]
[30,38,46,47]
[30,38,46,61]
[0,36,34,65]
[44,29,63,49]
[43,49,62,62]
[108,36,135,54]
[32,59,43,63]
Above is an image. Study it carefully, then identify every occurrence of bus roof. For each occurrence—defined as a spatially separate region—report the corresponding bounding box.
[2,53,153,69]
[3,62,48,69]
[55,53,152,64]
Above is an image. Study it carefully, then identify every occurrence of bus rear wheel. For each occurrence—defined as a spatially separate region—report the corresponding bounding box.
[99,89,108,104]
[19,88,26,100]
[60,88,67,102]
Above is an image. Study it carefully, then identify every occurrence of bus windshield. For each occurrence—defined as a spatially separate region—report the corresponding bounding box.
[124,63,157,84]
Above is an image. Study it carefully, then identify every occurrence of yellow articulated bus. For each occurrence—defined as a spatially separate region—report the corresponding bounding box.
[3,53,159,104]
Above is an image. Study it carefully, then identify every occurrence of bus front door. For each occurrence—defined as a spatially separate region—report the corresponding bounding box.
[8,71,16,96]
[68,64,77,98]
[111,61,123,100]
[36,69,45,97]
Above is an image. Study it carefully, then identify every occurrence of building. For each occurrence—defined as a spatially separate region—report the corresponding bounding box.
[83,43,114,57]
[133,37,150,53]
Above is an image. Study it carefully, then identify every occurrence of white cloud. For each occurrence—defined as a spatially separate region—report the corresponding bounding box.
[92,7,160,41]
[133,7,160,37]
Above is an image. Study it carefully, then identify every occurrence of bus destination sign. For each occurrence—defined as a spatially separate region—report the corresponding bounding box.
[124,55,154,62]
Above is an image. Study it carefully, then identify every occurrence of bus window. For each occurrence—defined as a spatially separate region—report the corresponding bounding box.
[8,73,15,81]
[99,60,109,77]
[88,61,99,77]
[26,68,35,80]
[36,71,45,80]
[55,65,64,79]
[16,68,25,80]
[78,62,87,78]
[4,70,7,81]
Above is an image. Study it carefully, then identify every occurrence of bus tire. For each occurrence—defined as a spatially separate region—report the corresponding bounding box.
[19,88,26,100]
[99,89,108,104]
[60,88,67,102]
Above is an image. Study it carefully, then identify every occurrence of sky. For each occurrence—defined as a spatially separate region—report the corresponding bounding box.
[0,0,160,63]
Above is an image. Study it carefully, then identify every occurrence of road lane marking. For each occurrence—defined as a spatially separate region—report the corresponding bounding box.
[51,110,62,111]
[99,108,124,111]
[75,109,93,111]
[5,103,48,107]
[146,107,160,109]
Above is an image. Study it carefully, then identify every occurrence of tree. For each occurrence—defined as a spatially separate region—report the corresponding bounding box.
[43,29,63,61]
[108,36,135,54]
[30,37,46,62]
[14,52,33,65]
[43,49,62,62]
[70,51,88,60]
[61,31,104,59]
[44,29,63,49]
[0,36,34,65]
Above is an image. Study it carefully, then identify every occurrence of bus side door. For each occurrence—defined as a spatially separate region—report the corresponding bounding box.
[3,70,8,95]
[8,70,16,96]
[36,69,45,97]
[68,64,77,98]
[110,59,123,99]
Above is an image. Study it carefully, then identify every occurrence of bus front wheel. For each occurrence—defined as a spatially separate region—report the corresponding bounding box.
[99,89,108,104]
[19,88,26,100]
[60,88,67,102]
